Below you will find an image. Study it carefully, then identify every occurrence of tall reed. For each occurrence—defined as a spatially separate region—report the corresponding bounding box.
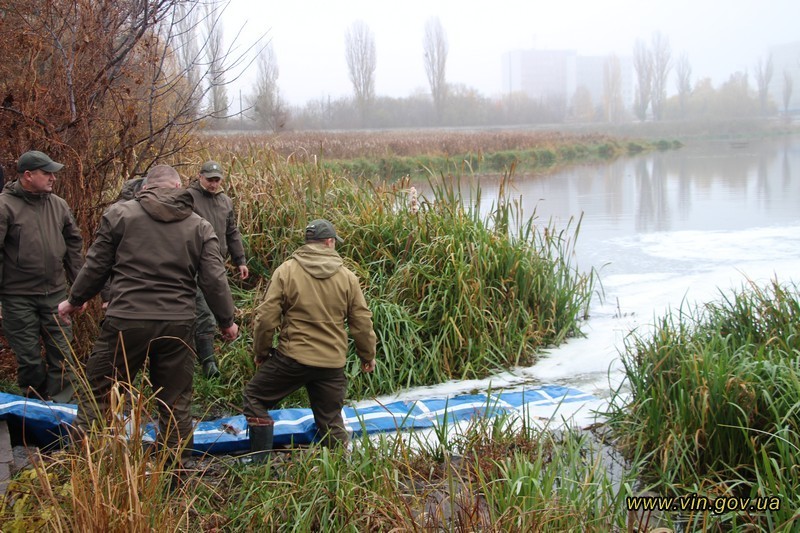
[194,147,594,403]
[190,411,636,531]
[1,383,640,531]
[605,278,800,531]
[0,380,192,531]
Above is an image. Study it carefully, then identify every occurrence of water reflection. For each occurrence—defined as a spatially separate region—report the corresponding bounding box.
[401,135,800,400]
[419,136,800,275]
[635,156,671,233]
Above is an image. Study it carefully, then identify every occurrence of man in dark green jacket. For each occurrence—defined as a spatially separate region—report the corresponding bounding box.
[187,160,249,378]
[0,151,84,402]
[58,164,239,458]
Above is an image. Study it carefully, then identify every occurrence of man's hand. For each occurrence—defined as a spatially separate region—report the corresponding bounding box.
[237,265,249,280]
[220,322,239,341]
[254,347,277,367]
[57,300,85,324]
[361,359,376,373]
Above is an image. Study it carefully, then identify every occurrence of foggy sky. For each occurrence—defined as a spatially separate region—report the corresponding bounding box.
[223,0,800,107]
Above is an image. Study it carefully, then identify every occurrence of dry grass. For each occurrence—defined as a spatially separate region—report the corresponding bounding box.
[199,129,618,161]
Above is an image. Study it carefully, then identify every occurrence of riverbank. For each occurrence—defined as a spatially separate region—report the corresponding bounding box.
[202,128,683,182]
[604,279,800,531]
[1,128,798,529]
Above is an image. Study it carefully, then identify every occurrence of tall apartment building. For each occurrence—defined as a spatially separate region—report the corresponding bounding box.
[503,48,634,115]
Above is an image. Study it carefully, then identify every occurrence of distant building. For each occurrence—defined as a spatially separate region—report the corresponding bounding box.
[503,48,634,118]
[504,49,576,104]
[768,41,800,114]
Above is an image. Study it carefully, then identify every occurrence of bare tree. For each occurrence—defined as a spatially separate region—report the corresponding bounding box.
[248,43,286,131]
[603,54,623,123]
[204,3,229,121]
[783,70,794,119]
[633,39,652,121]
[650,32,672,121]
[0,0,261,350]
[345,20,376,125]
[754,54,774,115]
[423,17,448,124]
[0,0,265,232]
[174,3,203,119]
[675,52,692,118]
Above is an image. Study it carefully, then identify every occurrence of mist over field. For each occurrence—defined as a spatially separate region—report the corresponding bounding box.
[218,0,800,132]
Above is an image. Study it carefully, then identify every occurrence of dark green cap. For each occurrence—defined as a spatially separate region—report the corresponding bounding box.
[305,219,343,243]
[17,151,64,173]
[199,160,224,179]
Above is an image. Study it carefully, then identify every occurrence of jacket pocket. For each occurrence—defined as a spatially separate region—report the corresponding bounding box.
[6,225,22,267]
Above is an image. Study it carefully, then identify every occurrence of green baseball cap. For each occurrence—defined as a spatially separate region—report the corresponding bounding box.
[199,160,224,179]
[305,219,343,243]
[17,151,64,173]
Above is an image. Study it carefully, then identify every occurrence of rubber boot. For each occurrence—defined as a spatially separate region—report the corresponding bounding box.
[50,381,75,404]
[196,336,220,378]
[247,417,274,463]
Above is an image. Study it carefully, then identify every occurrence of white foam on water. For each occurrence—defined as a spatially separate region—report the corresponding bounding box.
[379,223,800,434]
[529,223,800,399]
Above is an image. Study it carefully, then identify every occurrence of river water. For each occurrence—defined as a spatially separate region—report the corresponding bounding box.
[373,135,800,427]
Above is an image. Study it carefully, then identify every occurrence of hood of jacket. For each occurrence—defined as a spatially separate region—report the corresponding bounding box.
[292,243,343,279]
[4,179,48,201]
[137,188,194,222]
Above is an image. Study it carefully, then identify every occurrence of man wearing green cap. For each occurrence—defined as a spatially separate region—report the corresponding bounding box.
[0,150,84,402]
[187,160,249,378]
[242,219,377,458]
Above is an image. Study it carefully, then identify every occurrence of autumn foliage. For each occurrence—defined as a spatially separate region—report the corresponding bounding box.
[0,0,216,352]
[0,0,204,236]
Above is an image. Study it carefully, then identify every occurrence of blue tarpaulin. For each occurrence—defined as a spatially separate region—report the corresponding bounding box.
[0,385,598,455]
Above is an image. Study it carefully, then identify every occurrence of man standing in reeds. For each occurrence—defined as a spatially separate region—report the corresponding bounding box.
[187,160,249,378]
[58,164,239,460]
[0,151,84,403]
[243,219,376,457]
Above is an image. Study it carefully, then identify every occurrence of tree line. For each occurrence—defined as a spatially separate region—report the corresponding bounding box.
[229,20,797,131]
[1,0,795,200]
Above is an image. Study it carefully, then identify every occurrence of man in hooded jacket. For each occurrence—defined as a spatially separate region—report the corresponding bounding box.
[59,164,238,458]
[186,160,249,378]
[0,150,84,402]
[243,219,376,454]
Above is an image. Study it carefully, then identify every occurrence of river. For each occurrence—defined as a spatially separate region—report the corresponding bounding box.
[370,135,800,427]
